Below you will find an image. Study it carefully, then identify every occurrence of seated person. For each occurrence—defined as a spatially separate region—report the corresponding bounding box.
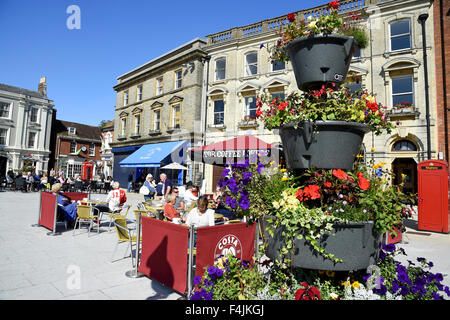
[183,196,227,227]
[171,187,185,214]
[51,183,78,226]
[163,194,181,221]
[106,181,127,213]
[183,184,198,210]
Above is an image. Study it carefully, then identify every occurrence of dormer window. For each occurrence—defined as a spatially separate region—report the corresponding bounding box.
[68,127,76,135]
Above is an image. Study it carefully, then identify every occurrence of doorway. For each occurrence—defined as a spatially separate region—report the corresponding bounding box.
[392,158,417,194]
[0,157,6,177]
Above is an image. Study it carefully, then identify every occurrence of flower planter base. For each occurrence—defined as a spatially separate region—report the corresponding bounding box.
[263,217,382,271]
[279,121,371,170]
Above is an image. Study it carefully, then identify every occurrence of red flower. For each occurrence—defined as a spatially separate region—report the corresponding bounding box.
[295,282,322,300]
[324,181,332,188]
[332,169,349,180]
[287,13,296,23]
[278,102,288,111]
[357,172,370,190]
[303,185,320,200]
[328,1,339,10]
[255,108,262,117]
[295,188,304,201]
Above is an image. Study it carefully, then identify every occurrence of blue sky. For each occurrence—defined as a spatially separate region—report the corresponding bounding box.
[0,0,326,126]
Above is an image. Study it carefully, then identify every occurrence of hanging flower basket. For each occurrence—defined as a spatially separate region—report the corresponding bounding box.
[279,121,371,170]
[263,218,382,271]
[286,34,358,91]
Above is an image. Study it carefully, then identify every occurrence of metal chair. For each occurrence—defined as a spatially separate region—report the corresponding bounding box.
[73,205,99,236]
[111,217,142,267]
[107,204,131,231]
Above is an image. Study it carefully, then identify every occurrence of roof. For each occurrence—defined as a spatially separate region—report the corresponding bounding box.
[54,119,102,142]
[0,83,47,100]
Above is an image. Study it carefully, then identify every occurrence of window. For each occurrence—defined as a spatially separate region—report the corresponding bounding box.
[213,100,225,125]
[156,77,163,95]
[271,60,285,72]
[171,104,181,129]
[134,114,140,134]
[174,70,182,89]
[137,85,143,102]
[271,91,285,101]
[89,143,95,156]
[215,58,226,81]
[0,128,7,145]
[123,90,129,106]
[353,49,361,58]
[153,109,160,131]
[392,140,417,151]
[392,75,414,107]
[30,107,39,123]
[67,163,82,177]
[0,102,10,118]
[120,118,127,136]
[244,96,257,119]
[70,141,77,154]
[390,20,411,51]
[244,52,258,76]
[28,132,36,148]
[68,127,76,135]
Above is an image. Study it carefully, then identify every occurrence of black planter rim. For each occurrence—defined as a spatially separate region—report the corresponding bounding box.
[279,120,371,133]
[286,34,356,50]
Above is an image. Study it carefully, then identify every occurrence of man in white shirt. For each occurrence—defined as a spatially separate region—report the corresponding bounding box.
[184,184,198,211]
[106,181,127,212]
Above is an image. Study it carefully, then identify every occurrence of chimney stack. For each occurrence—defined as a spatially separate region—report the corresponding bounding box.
[38,77,47,96]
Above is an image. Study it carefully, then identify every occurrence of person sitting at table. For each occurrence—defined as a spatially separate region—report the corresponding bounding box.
[52,183,78,228]
[163,194,181,221]
[106,181,127,213]
[171,187,185,214]
[183,196,228,227]
[184,184,198,210]
[214,191,236,220]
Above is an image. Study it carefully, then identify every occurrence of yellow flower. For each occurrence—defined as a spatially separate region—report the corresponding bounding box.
[280,168,287,173]
[281,176,288,181]
[371,147,376,152]
[352,281,360,289]
[326,271,335,277]
[341,281,351,287]
[356,154,364,158]
[318,270,325,275]
[401,173,406,180]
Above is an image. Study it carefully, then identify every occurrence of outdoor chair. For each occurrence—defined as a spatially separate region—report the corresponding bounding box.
[14,177,26,192]
[103,182,111,194]
[56,204,68,230]
[111,217,142,268]
[73,204,100,237]
[74,181,83,192]
[134,209,148,223]
[106,204,131,231]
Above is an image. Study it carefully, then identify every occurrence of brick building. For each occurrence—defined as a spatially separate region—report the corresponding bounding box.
[48,119,102,179]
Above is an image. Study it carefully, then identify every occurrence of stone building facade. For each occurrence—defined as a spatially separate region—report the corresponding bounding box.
[100,120,114,179]
[200,0,439,194]
[0,77,54,176]
[111,38,208,188]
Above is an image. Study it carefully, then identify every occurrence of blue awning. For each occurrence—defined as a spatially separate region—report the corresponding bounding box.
[119,140,189,168]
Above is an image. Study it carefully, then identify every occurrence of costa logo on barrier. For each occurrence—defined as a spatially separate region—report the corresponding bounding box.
[214,234,242,260]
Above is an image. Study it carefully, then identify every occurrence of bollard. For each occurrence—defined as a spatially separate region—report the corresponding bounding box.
[125,211,144,278]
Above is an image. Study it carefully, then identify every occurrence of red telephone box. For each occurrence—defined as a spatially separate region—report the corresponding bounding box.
[417,160,449,233]
[81,161,94,180]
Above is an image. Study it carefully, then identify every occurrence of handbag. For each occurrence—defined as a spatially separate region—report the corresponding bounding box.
[139,185,150,195]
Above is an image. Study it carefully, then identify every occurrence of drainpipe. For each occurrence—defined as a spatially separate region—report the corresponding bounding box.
[418,13,432,160]
[201,56,211,181]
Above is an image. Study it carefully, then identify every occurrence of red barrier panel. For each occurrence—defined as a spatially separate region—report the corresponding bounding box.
[39,192,57,231]
[62,192,88,202]
[138,217,190,294]
[195,222,256,278]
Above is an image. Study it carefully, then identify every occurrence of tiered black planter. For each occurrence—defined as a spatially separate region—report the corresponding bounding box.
[264,34,381,271]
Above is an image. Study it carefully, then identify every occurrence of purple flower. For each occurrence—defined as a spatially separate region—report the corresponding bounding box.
[215,268,224,277]
[256,162,264,174]
[193,276,201,285]
[382,243,396,252]
[207,266,216,275]
[432,292,443,300]
[400,286,409,296]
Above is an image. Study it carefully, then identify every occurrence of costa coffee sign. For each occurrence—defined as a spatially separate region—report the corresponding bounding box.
[214,234,242,260]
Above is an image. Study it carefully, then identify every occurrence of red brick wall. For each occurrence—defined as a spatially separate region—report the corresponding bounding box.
[433,0,450,163]
[57,137,102,161]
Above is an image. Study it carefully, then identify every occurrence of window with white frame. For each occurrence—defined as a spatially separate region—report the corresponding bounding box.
[70,141,77,154]
[123,90,129,106]
[171,104,181,128]
[215,58,226,81]
[271,91,285,101]
[174,70,183,89]
[390,19,411,51]
[0,128,8,145]
[392,75,414,107]
[392,140,417,151]
[67,163,82,177]
[244,95,257,119]
[68,127,76,135]
[134,114,141,135]
[28,131,37,148]
[89,143,95,156]
[30,107,39,123]
[137,85,143,102]
[153,109,160,131]
[213,100,225,125]
[156,77,163,95]
[0,102,10,118]
[244,52,258,76]
[120,118,127,136]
